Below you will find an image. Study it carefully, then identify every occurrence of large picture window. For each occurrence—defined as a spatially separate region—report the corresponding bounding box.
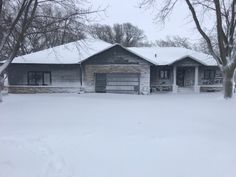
[28,71,51,85]
[204,70,215,80]
[160,69,170,79]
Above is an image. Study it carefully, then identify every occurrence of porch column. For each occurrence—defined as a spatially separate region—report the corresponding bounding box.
[172,66,178,93]
[194,66,200,93]
[79,63,85,93]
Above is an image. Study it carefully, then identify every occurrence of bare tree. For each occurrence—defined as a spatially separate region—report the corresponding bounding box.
[113,24,124,44]
[90,22,146,47]
[90,24,114,43]
[122,23,146,47]
[193,33,218,55]
[0,0,38,102]
[0,0,102,102]
[17,3,88,55]
[140,0,236,99]
[155,36,192,49]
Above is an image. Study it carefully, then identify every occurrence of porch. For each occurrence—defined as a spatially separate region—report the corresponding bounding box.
[150,66,200,93]
[150,57,223,93]
[172,66,200,93]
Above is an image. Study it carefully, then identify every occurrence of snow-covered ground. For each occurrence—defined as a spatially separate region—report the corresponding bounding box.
[1,93,236,177]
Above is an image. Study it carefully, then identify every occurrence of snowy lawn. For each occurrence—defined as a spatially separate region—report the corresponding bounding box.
[1,93,236,177]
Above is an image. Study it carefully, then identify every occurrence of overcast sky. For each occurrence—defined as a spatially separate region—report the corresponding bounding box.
[91,0,213,42]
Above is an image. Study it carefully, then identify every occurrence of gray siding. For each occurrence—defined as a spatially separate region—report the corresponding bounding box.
[8,64,81,87]
[199,66,222,85]
[173,57,202,67]
[150,66,173,86]
[183,68,195,86]
[84,46,146,65]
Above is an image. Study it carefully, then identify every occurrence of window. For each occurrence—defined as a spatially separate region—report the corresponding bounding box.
[160,69,170,79]
[28,71,51,85]
[204,70,215,80]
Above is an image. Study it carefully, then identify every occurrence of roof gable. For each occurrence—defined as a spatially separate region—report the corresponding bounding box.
[82,44,155,65]
[128,47,217,66]
[170,56,205,66]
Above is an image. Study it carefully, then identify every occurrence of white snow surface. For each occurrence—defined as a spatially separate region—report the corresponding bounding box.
[11,38,111,64]
[5,38,217,66]
[128,47,217,66]
[1,93,236,177]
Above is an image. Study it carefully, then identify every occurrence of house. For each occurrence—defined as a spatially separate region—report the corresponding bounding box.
[4,38,223,94]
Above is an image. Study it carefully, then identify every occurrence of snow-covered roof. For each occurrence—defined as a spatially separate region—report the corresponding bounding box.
[2,38,217,66]
[128,47,217,66]
[11,38,111,64]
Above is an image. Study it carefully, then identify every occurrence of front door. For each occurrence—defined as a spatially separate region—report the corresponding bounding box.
[177,69,185,87]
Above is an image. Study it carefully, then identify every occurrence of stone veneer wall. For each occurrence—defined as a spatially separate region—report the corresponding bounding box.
[84,64,150,94]
[8,86,81,94]
[200,86,223,92]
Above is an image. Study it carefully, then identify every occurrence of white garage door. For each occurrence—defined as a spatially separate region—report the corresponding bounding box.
[95,73,140,94]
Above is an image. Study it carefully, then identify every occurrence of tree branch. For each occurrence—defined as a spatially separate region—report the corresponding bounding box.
[214,0,228,64]
[185,0,222,67]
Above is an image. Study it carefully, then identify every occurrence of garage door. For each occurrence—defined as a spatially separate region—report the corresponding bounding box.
[95,73,140,94]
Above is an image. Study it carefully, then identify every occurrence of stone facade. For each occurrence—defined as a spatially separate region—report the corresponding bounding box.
[82,45,152,94]
[200,85,223,92]
[8,86,81,94]
[84,64,150,94]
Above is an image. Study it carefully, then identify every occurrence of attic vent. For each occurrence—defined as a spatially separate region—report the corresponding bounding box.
[155,54,157,58]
